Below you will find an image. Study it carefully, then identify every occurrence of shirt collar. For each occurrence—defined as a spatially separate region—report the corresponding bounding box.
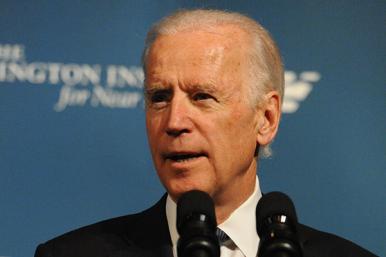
[166,195,179,257]
[166,176,262,257]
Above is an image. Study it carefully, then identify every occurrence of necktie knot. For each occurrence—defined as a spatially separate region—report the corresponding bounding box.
[216,228,231,245]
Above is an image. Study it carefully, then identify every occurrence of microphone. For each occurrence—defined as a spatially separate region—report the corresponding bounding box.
[177,190,220,257]
[256,192,303,257]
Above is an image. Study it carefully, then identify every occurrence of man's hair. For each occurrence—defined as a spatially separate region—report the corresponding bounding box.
[142,9,284,158]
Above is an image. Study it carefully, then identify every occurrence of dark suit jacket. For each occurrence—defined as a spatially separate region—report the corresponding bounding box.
[35,195,377,257]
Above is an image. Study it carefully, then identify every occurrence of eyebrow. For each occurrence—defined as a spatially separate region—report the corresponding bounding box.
[145,82,218,94]
[188,83,218,94]
[144,83,170,94]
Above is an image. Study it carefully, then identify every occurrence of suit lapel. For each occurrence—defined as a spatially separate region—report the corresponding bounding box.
[110,194,173,257]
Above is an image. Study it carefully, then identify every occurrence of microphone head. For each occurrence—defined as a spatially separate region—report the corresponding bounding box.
[177,190,217,233]
[177,190,219,257]
[256,191,298,237]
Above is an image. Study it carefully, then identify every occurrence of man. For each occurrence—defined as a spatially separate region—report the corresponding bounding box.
[35,9,377,257]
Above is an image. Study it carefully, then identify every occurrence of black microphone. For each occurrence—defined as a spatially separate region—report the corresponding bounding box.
[177,190,220,257]
[256,192,303,257]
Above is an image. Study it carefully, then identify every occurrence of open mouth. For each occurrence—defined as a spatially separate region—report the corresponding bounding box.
[164,152,206,163]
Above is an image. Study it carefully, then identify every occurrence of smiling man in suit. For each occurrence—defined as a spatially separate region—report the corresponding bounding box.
[35,9,377,257]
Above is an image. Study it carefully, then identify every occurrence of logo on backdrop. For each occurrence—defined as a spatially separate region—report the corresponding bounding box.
[283,71,321,113]
[0,44,320,113]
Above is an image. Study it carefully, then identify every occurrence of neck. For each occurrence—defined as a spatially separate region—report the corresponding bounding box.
[214,171,256,224]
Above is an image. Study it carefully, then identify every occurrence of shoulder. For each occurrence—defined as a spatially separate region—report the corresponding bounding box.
[298,223,378,257]
[35,213,139,257]
[34,195,170,257]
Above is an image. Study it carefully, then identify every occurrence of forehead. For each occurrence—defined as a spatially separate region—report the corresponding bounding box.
[145,26,250,86]
[146,25,248,69]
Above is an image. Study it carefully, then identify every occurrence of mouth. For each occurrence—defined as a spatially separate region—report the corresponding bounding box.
[163,152,207,163]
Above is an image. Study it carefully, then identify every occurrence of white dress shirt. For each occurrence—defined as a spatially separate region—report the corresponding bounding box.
[166,176,262,257]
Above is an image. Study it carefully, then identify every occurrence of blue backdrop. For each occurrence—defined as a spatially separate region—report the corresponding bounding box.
[0,1,385,257]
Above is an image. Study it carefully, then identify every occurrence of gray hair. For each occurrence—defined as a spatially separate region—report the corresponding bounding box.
[142,9,284,158]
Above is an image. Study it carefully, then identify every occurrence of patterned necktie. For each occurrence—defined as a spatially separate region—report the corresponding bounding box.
[216,228,231,245]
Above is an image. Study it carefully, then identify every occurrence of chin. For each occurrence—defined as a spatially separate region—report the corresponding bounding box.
[167,180,213,201]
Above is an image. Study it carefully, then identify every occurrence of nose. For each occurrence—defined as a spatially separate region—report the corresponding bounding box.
[165,95,193,137]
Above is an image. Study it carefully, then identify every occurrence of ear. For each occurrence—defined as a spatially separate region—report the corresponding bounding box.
[255,91,281,146]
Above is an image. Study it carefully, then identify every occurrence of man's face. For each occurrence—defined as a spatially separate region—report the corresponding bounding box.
[145,27,261,202]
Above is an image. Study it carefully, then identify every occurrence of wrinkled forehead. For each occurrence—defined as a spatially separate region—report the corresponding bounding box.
[145,25,251,72]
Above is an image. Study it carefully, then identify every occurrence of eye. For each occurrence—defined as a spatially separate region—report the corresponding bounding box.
[192,92,215,101]
[147,89,171,104]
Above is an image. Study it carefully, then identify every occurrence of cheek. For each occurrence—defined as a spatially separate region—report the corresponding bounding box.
[146,112,161,134]
[223,110,257,151]
[146,115,161,152]
[203,114,244,162]
[224,109,248,136]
